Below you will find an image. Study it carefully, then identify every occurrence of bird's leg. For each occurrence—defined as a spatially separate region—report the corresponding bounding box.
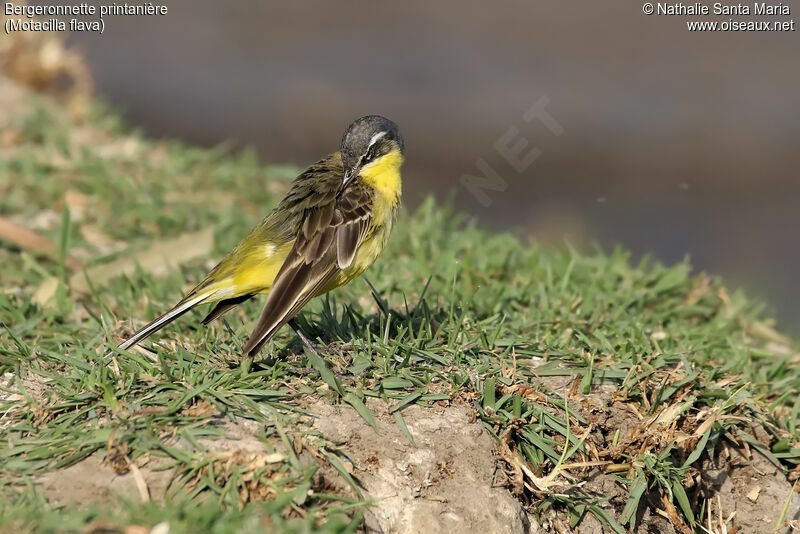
[288,319,350,385]
[288,318,324,360]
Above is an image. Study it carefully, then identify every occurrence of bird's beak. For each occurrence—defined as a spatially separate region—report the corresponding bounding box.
[342,168,356,188]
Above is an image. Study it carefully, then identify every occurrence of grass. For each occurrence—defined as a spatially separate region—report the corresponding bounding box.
[1,85,800,533]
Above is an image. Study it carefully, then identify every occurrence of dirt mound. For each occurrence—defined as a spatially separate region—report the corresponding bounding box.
[310,399,531,533]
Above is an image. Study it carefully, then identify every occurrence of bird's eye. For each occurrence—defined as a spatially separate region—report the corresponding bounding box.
[363,147,376,164]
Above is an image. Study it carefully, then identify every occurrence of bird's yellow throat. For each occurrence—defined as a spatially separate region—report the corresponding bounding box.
[357,149,403,215]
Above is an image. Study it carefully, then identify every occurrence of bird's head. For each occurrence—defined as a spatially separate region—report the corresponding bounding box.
[340,115,404,188]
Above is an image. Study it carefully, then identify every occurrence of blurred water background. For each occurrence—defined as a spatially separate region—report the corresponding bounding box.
[56,0,799,331]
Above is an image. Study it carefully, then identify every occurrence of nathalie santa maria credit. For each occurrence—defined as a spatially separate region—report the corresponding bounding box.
[657,2,790,15]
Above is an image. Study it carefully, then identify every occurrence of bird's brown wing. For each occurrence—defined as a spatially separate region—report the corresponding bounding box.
[242,184,373,357]
[111,154,347,356]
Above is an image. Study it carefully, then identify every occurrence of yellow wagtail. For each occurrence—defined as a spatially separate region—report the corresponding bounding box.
[113,115,404,357]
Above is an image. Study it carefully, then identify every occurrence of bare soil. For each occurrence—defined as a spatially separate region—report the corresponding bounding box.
[308,399,530,533]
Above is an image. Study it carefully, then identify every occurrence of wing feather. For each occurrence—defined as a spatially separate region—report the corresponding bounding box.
[335,224,360,269]
[241,236,338,356]
[336,187,372,269]
[201,294,255,324]
[242,185,373,357]
[110,153,348,356]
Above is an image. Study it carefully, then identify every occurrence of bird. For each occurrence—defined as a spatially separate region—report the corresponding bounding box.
[111,115,404,358]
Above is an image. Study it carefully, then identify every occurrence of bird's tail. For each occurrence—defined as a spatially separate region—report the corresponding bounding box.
[111,291,214,354]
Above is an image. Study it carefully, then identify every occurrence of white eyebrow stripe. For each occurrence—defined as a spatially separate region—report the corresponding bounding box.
[367,131,387,150]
